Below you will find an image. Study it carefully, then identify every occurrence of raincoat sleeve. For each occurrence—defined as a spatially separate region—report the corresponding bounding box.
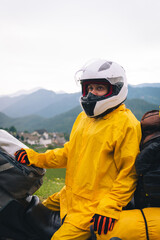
[24,141,69,169]
[96,121,141,220]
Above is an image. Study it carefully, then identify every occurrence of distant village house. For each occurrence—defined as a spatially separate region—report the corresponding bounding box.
[19,129,66,147]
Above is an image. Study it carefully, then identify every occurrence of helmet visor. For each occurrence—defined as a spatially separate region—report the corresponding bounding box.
[81,79,113,97]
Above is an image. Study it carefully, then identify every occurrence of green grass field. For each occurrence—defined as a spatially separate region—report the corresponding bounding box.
[35,168,66,201]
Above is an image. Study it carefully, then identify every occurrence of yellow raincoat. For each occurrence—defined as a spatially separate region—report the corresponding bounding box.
[25,104,141,230]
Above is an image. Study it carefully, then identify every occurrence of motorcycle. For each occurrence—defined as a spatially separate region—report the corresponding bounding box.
[0,130,61,240]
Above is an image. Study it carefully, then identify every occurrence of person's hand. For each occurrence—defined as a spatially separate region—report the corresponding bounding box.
[14,149,29,164]
[90,214,115,235]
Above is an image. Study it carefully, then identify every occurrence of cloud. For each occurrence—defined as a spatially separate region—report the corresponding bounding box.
[0,0,160,95]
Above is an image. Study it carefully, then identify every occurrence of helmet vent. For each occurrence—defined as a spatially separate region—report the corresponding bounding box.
[98,61,112,72]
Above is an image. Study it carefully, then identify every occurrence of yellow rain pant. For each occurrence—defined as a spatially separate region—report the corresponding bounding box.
[51,222,91,240]
[51,208,160,240]
[97,208,160,240]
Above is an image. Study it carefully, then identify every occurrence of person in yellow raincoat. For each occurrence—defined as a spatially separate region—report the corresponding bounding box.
[15,59,141,240]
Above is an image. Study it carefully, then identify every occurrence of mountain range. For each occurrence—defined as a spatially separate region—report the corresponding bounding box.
[0,89,81,118]
[0,84,159,133]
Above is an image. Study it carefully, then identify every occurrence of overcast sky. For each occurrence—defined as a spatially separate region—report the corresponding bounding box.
[0,0,160,96]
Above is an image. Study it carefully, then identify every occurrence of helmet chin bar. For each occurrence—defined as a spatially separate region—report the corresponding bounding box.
[81,100,96,117]
[81,92,106,117]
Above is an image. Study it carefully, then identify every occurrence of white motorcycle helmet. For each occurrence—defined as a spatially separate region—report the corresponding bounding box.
[75,59,128,117]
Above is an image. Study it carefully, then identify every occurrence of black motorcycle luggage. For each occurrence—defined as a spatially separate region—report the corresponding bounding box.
[0,150,46,209]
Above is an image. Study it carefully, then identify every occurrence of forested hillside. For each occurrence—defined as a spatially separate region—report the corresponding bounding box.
[0,85,159,118]
[0,84,159,133]
[0,98,159,134]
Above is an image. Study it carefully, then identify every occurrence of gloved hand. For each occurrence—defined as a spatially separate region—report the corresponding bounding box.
[90,214,115,235]
[14,149,29,164]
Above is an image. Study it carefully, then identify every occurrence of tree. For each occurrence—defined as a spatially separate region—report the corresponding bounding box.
[9,126,17,133]
[21,136,24,141]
